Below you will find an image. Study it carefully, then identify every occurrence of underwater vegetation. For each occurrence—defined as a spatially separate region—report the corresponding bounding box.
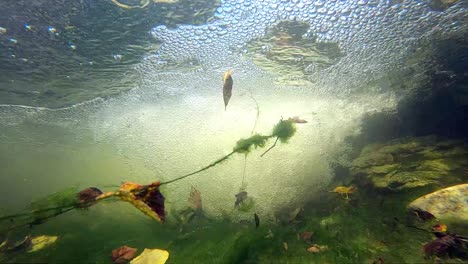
[2,130,468,263]
[0,117,304,263]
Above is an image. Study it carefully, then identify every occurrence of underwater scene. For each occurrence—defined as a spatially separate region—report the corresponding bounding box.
[0,0,467,263]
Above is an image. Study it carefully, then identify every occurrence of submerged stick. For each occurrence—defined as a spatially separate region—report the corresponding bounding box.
[161,151,236,185]
[260,137,279,157]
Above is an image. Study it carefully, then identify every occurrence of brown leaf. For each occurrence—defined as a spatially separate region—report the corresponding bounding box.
[223,70,233,110]
[307,244,328,253]
[299,231,314,242]
[188,186,202,210]
[287,116,308,124]
[131,182,166,223]
[234,191,248,207]
[111,245,138,264]
[78,187,103,206]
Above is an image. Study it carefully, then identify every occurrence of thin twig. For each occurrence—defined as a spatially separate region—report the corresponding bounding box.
[260,137,279,157]
[161,151,236,185]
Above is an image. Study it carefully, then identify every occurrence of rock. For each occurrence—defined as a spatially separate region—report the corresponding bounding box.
[351,152,394,169]
[371,171,442,190]
[367,164,400,174]
[350,137,468,191]
[408,184,468,223]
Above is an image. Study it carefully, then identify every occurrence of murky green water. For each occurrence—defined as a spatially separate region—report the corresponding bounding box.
[1,0,467,263]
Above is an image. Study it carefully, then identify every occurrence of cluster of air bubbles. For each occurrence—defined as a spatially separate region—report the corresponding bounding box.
[144,0,465,91]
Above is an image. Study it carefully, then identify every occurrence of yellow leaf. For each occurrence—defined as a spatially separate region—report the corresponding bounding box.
[27,235,58,252]
[130,248,169,264]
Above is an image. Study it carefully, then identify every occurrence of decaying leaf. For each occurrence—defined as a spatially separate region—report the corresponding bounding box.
[411,209,435,221]
[130,248,169,264]
[288,207,303,223]
[111,245,138,264]
[234,191,248,207]
[223,70,233,110]
[254,213,260,228]
[287,116,308,123]
[432,223,447,233]
[372,257,385,264]
[330,186,357,199]
[307,244,328,253]
[188,186,202,210]
[27,235,58,252]
[98,181,166,223]
[299,231,314,242]
[423,235,456,257]
[78,187,103,206]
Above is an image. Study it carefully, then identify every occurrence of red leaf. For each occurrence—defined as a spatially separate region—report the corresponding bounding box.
[132,182,166,222]
[111,245,138,264]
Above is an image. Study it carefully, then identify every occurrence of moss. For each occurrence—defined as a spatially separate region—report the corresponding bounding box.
[233,134,271,154]
[271,119,296,143]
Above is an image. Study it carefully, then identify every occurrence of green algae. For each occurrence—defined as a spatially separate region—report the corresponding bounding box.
[234,134,271,154]
[271,119,296,143]
[3,181,466,264]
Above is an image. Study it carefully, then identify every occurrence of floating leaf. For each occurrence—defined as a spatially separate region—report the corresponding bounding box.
[222,70,233,110]
[111,245,138,264]
[130,248,169,264]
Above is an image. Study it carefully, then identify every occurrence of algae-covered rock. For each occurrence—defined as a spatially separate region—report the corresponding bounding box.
[351,152,394,169]
[408,184,468,223]
[351,136,468,191]
[371,171,441,190]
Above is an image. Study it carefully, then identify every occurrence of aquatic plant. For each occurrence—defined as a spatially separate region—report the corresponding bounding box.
[0,117,302,231]
[272,119,297,142]
[234,134,270,154]
[261,119,297,157]
[163,117,300,184]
